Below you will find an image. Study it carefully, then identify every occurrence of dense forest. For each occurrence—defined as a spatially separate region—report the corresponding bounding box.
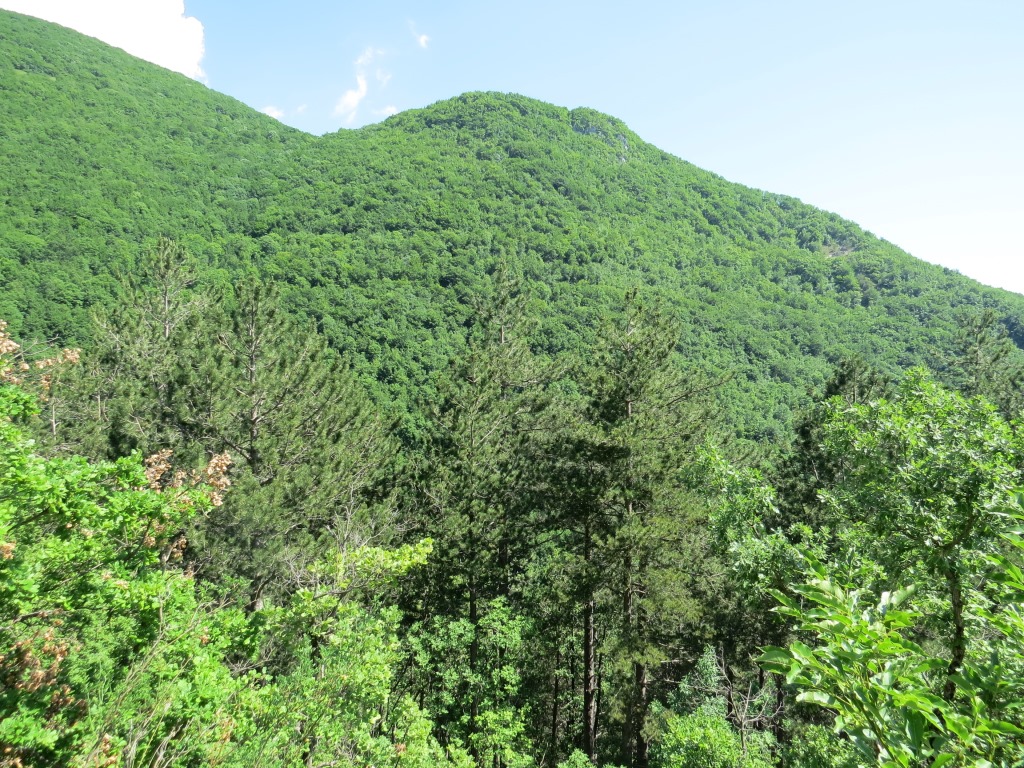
[2,9,1024,768]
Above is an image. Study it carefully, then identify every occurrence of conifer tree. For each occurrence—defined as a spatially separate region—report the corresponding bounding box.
[565,289,720,767]
[50,237,208,461]
[185,277,399,603]
[945,307,1024,419]
[48,244,399,605]
[402,268,552,766]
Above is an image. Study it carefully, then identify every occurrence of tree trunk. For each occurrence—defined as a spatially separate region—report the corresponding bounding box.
[583,519,598,762]
[634,660,649,768]
[470,577,480,761]
[943,565,966,702]
[621,547,634,767]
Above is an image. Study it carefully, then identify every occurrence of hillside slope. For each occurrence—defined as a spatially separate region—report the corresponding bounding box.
[0,10,310,335]
[2,9,1022,440]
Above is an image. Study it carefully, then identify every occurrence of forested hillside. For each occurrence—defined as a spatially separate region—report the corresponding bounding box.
[3,10,1024,442]
[2,9,1024,768]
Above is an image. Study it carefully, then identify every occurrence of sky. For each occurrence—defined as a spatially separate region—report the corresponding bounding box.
[3,1,1023,295]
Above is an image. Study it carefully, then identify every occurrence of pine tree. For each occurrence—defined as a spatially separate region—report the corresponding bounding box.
[402,268,553,765]
[945,307,1024,419]
[185,277,399,604]
[48,237,208,461]
[48,245,399,606]
[564,289,721,767]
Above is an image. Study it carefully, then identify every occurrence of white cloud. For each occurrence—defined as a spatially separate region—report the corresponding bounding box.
[408,20,429,49]
[377,105,399,117]
[355,47,380,69]
[261,105,284,120]
[334,73,367,124]
[296,104,308,114]
[376,69,392,87]
[334,46,384,125]
[0,0,206,80]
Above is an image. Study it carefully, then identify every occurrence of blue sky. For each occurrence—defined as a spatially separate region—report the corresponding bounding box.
[4,1,1024,295]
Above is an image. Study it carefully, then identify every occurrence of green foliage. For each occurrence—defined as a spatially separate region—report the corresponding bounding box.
[651,647,778,768]
[225,541,469,768]
[650,705,774,768]
[761,555,1024,767]
[780,724,861,768]
[558,750,626,768]
[816,370,1020,567]
[559,751,605,768]
[713,372,1024,768]
[0,352,240,765]
[407,601,534,768]
[814,370,1022,701]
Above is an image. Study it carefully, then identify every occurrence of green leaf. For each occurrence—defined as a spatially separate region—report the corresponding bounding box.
[796,690,837,708]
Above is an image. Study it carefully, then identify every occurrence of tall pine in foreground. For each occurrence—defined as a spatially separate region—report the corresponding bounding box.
[563,289,723,768]
[187,277,400,604]
[401,270,554,767]
[47,237,209,461]
[46,243,400,606]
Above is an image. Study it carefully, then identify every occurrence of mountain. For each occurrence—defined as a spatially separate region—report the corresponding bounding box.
[2,9,1022,442]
